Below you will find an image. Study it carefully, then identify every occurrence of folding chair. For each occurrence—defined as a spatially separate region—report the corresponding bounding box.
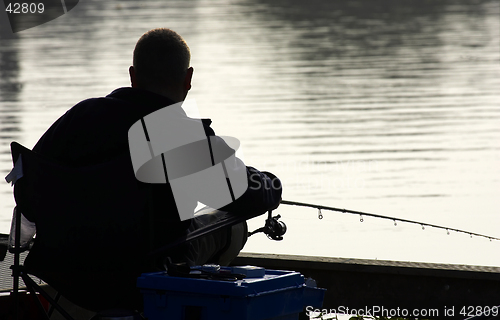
[4,142,272,320]
[5,141,154,319]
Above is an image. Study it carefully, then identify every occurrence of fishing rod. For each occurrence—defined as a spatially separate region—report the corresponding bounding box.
[279,200,500,242]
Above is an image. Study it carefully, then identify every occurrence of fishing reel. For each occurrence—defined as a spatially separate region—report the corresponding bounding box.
[248,210,287,241]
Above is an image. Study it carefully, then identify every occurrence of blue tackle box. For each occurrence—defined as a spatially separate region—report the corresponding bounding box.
[136,265,325,320]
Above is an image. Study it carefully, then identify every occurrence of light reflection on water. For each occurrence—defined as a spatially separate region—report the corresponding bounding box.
[0,0,499,266]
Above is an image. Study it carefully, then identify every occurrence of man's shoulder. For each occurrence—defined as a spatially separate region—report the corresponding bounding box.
[70,92,134,111]
[62,89,148,124]
[71,87,158,108]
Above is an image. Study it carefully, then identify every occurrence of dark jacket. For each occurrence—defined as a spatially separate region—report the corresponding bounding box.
[28,87,282,311]
[33,87,281,243]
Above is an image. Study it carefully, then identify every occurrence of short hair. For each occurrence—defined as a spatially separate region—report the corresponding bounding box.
[133,28,191,89]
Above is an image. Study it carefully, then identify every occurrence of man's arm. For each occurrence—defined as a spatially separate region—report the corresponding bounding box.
[201,119,282,216]
[221,166,282,215]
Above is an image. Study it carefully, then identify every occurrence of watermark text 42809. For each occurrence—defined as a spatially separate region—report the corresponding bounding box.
[3,0,79,33]
[5,3,45,14]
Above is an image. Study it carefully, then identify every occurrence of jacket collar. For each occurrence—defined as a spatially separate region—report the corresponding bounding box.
[107,87,177,112]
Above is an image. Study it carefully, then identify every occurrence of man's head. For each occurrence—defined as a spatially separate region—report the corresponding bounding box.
[129,28,193,101]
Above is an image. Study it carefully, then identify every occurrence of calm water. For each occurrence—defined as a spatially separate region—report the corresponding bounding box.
[0,0,499,266]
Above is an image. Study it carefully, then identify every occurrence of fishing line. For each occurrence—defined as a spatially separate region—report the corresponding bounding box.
[280,200,500,242]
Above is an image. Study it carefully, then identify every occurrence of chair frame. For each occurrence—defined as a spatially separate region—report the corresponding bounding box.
[10,206,76,320]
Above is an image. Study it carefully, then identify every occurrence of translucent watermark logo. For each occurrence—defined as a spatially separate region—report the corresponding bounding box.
[128,99,248,221]
[1,0,79,33]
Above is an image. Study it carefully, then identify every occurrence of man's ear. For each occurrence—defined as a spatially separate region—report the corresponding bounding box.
[129,66,138,88]
[184,67,194,91]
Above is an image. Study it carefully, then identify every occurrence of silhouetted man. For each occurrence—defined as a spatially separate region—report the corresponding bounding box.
[29,28,282,311]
